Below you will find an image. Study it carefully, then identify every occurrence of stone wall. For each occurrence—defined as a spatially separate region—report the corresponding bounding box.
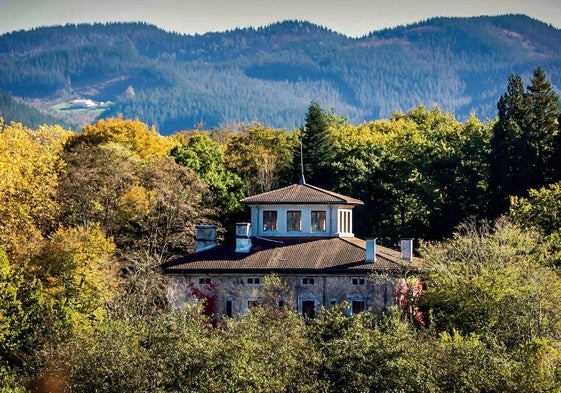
[166,273,397,317]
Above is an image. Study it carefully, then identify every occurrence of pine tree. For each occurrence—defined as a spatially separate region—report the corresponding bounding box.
[298,101,335,189]
[488,68,561,218]
[488,74,526,217]
[525,67,561,184]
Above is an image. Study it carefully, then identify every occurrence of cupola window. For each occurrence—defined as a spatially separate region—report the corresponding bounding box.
[311,210,326,232]
[263,210,277,231]
[287,210,302,231]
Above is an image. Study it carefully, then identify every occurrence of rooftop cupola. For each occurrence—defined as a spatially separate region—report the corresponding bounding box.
[240,183,363,238]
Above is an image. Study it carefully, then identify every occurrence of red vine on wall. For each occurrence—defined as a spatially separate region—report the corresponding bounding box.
[189,282,217,316]
[396,277,427,327]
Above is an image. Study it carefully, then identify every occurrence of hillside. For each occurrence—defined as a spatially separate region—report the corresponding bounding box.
[0,14,560,134]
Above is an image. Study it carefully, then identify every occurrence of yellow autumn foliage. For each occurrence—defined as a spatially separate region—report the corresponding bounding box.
[118,184,155,223]
[80,116,175,159]
[0,120,71,260]
[36,224,121,318]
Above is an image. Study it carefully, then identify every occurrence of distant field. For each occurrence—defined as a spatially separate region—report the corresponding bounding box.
[49,101,113,129]
[52,100,111,113]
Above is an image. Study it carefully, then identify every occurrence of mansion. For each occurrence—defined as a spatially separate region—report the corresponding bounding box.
[162,182,420,317]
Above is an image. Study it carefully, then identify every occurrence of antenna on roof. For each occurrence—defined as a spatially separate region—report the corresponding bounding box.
[299,137,306,184]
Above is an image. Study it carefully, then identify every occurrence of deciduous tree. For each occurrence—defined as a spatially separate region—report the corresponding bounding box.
[0,121,69,260]
[171,132,244,231]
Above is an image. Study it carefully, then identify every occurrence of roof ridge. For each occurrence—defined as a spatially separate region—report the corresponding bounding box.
[241,183,363,205]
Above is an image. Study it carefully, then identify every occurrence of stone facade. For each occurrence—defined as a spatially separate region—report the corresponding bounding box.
[166,273,396,317]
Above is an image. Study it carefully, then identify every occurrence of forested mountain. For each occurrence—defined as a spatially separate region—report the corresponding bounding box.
[0,14,560,134]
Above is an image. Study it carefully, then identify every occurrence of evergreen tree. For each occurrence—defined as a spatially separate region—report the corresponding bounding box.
[298,101,337,189]
[525,67,561,184]
[488,69,561,218]
[488,74,526,217]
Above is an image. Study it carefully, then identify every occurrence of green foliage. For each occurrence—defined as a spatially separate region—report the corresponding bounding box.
[216,306,320,392]
[41,308,198,392]
[422,219,561,348]
[297,101,350,189]
[431,331,515,392]
[510,183,561,235]
[308,310,439,392]
[329,105,491,240]
[488,68,561,217]
[36,287,561,392]
[509,183,561,267]
[171,132,245,229]
[0,247,49,391]
[224,123,298,194]
[44,304,320,392]
[32,224,120,328]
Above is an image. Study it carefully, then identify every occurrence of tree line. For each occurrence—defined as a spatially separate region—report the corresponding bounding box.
[2,16,561,134]
[1,67,561,391]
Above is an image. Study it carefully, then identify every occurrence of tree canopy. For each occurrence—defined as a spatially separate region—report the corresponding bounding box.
[2,65,561,390]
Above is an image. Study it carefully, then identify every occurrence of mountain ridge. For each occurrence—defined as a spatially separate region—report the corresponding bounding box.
[0,14,560,134]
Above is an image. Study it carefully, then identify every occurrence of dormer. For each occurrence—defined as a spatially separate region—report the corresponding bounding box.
[240,183,364,238]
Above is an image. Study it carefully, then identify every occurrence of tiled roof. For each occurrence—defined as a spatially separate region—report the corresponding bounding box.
[162,237,418,274]
[240,183,364,205]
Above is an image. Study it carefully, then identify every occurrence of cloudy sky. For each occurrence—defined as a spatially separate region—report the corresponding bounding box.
[1,0,560,37]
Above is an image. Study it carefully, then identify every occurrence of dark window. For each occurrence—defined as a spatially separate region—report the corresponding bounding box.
[352,278,365,285]
[278,300,286,309]
[263,210,277,231]
[199,277,211,285]
[311,210,327,231]
[247,277,260,285]
[302,277,315,285]
[226,300,233,317]
[302,300,315,318]
[287,210,302,231]
[330,299,338,307]
[352,300,365,314]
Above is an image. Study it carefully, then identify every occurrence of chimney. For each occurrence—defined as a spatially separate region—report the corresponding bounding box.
[365,238,377,263]
[401,238,414,262]
[235,222,252,253]
[195,225,217,252]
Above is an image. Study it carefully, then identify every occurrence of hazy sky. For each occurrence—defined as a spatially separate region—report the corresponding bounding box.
[1,0,560,37]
